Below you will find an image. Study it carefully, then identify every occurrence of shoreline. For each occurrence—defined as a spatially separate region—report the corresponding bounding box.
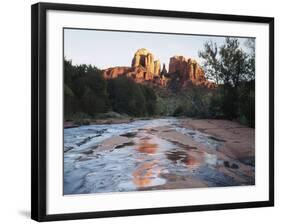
[64,116,254,129]
[64,116,165,128]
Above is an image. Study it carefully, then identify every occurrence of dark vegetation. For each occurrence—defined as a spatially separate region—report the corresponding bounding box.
[64,60,157,120]
[198,38,255,127]
[64,37,255,127]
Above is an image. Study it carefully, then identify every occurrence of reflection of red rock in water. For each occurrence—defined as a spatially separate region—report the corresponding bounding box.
[166,149,203,167]
[185,153,202,167]
[132,138,160,187]
[133,161,159,187]
[137,139,158,154]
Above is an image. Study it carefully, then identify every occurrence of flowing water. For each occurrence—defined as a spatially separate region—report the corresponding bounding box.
[64,118,254,195]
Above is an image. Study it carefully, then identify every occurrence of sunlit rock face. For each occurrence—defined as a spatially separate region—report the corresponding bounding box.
[103,66,146,82]
[131,48,161,80]
[103,48,165,85]
[103,66,133,79]
[169,55,215,88]
[103,49,215,88]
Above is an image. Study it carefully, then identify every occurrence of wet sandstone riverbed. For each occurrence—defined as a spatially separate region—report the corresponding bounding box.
[64,118,255,195]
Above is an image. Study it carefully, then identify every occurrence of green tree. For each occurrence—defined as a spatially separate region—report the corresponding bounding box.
[199,38,255,123]
[64,84,79,118]
[219,38,249,118]
[63,59,109,118]
[244,38,255,80]
[107,77,151,117]
[219,38,248,87]
[167,72,181,93]
[141,85,157,115]
[198,41,221,84]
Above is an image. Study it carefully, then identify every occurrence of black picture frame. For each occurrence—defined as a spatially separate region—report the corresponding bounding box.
[31,2,274,222]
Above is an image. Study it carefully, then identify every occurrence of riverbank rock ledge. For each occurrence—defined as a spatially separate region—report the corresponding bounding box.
[103,48,215,88]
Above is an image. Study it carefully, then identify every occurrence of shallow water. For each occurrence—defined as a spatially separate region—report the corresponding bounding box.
[64,118,254,195]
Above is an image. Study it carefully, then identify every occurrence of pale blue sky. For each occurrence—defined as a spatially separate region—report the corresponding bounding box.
[64,29,251,69]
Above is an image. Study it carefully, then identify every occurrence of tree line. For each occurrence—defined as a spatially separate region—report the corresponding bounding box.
[64,60,157,120]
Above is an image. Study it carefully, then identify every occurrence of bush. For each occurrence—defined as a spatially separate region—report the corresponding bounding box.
[208,83,255,127]
[238,81,255,127]
[65,112,92,125]
[107,77,157,117]
[64,60,109,118]
[209,90,224,118]
[94,111,128,119]
[141,85,157,115]
[173,105,185,116]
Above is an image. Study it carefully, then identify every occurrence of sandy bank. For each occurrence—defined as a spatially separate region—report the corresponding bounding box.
[179,118,255,164]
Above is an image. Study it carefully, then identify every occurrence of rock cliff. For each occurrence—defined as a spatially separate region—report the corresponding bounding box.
[169,55,215,88]
[103,48,215,88]
[103,66,132,79]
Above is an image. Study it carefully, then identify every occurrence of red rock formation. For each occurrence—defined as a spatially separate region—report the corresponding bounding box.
[103,49,215,88]
[103,48,165,85]
[103,66,132,79]
[169,55,215,88]
[154,60,161,77]
[132,48,161,80]
[103,66,147,82]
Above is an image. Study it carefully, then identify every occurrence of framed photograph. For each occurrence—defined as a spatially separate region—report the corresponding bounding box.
[31,2,274,222]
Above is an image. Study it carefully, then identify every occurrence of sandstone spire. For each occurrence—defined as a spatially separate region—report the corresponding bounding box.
[154,60,161,77]
[169,55,208,86]
[132,48,156,80]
